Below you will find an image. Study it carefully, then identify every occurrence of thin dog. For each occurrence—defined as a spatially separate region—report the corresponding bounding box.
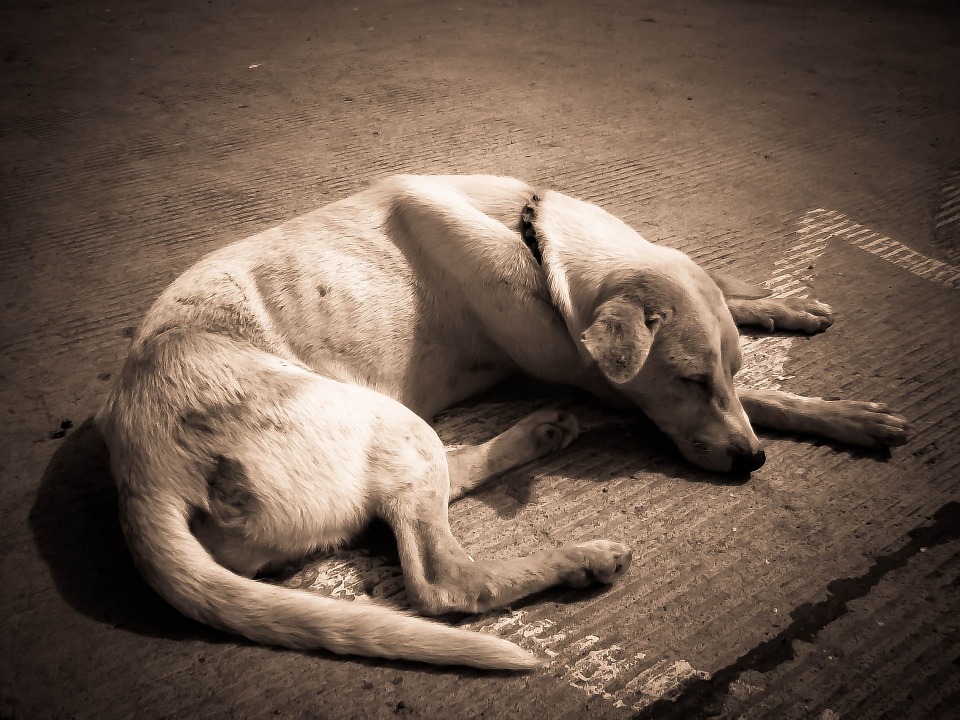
[96,174,910,670]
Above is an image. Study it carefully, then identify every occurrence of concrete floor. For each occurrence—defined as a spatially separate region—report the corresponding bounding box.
[2,0,959,718]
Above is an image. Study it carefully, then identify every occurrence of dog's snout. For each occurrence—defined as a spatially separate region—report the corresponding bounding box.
[729,448,766,474]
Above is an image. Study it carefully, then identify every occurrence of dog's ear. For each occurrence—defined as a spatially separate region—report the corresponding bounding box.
[581,296,664,385]
[708,270,772,300]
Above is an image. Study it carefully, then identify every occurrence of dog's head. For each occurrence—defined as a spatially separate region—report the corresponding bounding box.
[577,267,767,473]
[531,191,766,473]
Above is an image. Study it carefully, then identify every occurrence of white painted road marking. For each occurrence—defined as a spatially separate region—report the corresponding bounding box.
[935,174,960,230]
[802,209,960,290]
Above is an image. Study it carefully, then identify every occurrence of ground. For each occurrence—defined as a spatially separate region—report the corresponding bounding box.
[1,0,958,718]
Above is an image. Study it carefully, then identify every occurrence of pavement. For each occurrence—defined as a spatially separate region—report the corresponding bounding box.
[1,0,958,718]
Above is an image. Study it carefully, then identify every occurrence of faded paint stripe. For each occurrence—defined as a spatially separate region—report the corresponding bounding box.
[804,208,960,290]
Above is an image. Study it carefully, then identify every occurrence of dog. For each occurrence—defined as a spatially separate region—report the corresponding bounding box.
[96,174,910,670]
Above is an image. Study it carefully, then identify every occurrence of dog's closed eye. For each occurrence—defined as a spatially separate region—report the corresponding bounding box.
[682,375,712,392]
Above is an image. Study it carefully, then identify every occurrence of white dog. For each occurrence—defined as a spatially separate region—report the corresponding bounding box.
[96,175,909,669]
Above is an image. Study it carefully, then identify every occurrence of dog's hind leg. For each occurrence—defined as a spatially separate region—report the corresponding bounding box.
[446,409,579,501]
[737,387,910,448]
[393,502,631,616]
[372,409,630,616]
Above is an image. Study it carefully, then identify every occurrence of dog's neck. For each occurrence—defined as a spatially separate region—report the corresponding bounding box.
[519,194,543,265]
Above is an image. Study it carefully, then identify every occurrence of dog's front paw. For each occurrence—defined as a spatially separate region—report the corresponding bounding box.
[788,298,833,332]
[765,298,834,333]
[822,399,911,448]
[562,540,632,587]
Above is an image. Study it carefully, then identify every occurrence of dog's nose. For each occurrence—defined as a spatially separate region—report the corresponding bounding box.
[729,448,766,474]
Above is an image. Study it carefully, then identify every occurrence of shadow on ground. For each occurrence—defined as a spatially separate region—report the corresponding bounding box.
[29,417,219,642]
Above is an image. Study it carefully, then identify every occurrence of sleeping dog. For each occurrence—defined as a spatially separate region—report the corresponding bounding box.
[96,175,909,669]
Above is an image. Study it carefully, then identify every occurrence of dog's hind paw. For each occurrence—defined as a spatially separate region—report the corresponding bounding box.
[515,408,581,457]
[561,540,633,587]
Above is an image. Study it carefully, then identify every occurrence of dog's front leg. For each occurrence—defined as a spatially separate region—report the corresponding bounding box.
[737,387,910,449]
[709,270,834,333]
[446,409,580,500]
[726,297,834,334]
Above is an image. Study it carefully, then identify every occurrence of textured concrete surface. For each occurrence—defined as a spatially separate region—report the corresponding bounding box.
[2,0,959,718]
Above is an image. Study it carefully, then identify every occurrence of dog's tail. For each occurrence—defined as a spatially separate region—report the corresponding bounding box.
[121,490,540,670]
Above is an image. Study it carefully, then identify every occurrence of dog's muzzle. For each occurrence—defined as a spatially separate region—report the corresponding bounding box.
[729,448,766,474]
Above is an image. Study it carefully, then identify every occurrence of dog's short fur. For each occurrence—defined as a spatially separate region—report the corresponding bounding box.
[97,175,909,669]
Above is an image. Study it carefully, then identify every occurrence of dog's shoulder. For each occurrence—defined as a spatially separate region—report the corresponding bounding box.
[372,174,533,228]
